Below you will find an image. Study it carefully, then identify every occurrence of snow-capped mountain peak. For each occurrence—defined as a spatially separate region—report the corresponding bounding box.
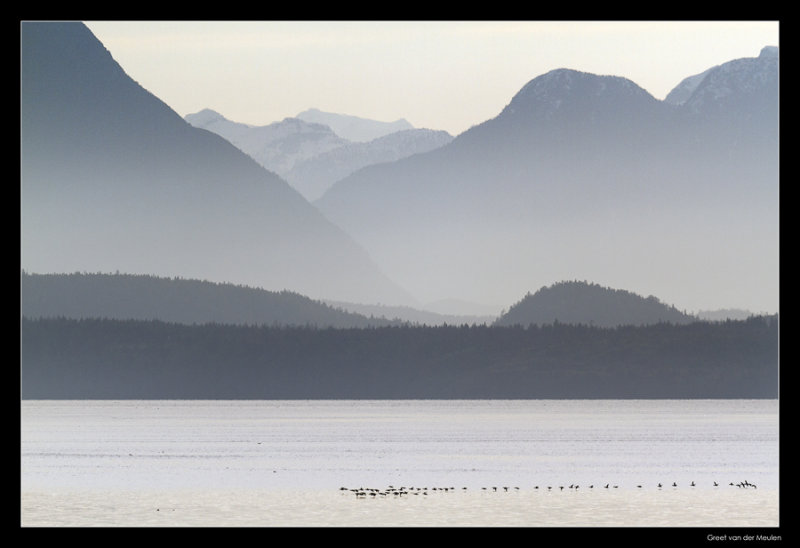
[681,46,778,114]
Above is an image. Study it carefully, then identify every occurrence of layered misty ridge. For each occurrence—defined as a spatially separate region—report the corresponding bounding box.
[20,22,411,307]
[315,47,778,312]
[21,271,493,328]
[27,271,754,329]
[184,108,453,201]
[20,21,778,314]
[21,272,399,328]
[20,23,778,399]
[21,272,779,398]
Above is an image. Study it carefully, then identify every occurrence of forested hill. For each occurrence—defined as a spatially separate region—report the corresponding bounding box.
[20,272,399,328]
[495,281,696,328]
[21,316,778,399]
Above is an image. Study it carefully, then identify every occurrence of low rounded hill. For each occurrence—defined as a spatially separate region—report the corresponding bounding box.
[494,281,697,328]
[20,271,399,328]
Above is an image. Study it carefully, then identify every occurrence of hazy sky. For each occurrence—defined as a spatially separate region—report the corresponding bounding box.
[83,21,779,136]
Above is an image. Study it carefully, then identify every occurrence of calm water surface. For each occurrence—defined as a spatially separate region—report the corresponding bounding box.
[21,399,779,527]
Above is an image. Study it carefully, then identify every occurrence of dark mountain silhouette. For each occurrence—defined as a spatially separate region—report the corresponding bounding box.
[20,271,400,328]
[494,281,696,328]
[21,315,778,399]
[315,50,778,311]
[20,22,411,306]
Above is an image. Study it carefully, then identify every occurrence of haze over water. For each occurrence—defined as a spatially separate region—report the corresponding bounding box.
[21,399,778,527]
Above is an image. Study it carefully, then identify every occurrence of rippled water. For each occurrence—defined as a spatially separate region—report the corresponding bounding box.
[20,399,779,527]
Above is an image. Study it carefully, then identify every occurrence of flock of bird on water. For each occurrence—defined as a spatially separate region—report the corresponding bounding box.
[340,480,758,498]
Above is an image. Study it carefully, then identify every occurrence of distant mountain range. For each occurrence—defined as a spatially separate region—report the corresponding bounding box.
[315,47,778,311]
[494,281,696,328]
[20,22,778,317]
[19,23,779,401]
[296,108,414,142]
[185,109,452,200]
[20,22,411,306]
[184,109,347,175]
[284,127,453,201]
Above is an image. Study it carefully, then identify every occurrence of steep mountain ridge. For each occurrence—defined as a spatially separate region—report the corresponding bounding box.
[185,109,453,200]
[314,51,778,311]
[665,69,715,106]
[285,127,453,200]
[684,46,778,115]
[21,22,412,306]
[184,109,348,176]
